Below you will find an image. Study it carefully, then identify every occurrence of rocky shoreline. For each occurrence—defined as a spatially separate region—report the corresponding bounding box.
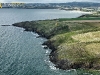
[12,20,72,70]
[12,19,100,71]
[12,21,63,69]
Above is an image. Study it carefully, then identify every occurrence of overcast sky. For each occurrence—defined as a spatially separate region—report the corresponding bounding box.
[0,0,100,3]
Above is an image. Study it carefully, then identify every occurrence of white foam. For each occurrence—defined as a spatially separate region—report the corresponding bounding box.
[42,45,44,47]
[31,32,38,36]
[44,54,57,70]
[49,65,57,70]
[46,50,50,54]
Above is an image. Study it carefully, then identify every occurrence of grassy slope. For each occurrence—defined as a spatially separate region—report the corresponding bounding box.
[13,16,100,73]
[52,22,99,54]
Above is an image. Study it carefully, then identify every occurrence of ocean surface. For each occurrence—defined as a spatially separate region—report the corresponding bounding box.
[0,9,92,75]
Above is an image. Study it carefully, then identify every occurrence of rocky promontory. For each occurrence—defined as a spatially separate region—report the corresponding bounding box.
[13,19,100,71]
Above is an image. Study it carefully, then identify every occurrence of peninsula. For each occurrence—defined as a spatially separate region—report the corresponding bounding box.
[13,14,100,73]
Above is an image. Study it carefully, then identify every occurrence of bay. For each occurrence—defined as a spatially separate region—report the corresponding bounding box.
[0,9,91,75]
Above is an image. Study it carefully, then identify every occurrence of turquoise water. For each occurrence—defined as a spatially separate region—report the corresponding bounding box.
[0,9,93,75]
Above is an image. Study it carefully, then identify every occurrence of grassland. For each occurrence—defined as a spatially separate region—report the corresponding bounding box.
[58,14,100,21]
[13,16,100,74]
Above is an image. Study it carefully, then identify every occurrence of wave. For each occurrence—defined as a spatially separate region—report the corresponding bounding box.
[44,49,58,71]
[44,59,57,70]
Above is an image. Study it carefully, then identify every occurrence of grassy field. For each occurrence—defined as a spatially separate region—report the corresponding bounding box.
[58,17,100,21]
[72,31,100,42]
[58,14,100,21]
[47,19,100,71]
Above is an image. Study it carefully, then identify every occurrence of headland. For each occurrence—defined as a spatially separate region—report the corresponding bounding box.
[12,14,100,74]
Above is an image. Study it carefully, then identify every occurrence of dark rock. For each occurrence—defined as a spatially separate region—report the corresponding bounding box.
[43,41,56,51]
[1,25,11,26]
[56,60,71,70]
[71,62,85,69]
[43,46,48,49]
[24,28,33,31]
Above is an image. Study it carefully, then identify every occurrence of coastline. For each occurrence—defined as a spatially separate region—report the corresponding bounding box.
[12,20,67,70]
[12,18,100,71]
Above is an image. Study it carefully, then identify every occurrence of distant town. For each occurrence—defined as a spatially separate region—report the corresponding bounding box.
[0,2,100,14]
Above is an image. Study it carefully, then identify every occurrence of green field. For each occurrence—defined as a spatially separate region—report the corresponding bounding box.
[58,17,100,21]
[58,14,100,21]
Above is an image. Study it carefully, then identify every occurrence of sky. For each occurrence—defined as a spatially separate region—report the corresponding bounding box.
[0,0,100,3]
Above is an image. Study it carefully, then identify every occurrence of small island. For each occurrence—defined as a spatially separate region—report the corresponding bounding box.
[13,14,100,74]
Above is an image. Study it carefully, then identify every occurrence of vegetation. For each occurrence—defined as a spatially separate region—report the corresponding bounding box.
[58,17,100,21]
[13,17,100,74]
[58,14,100,21]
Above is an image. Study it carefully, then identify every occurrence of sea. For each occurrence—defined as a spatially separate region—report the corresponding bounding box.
[0,9,92,75]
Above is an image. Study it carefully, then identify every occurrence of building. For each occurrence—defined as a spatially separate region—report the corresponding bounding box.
[0,3,2,8]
